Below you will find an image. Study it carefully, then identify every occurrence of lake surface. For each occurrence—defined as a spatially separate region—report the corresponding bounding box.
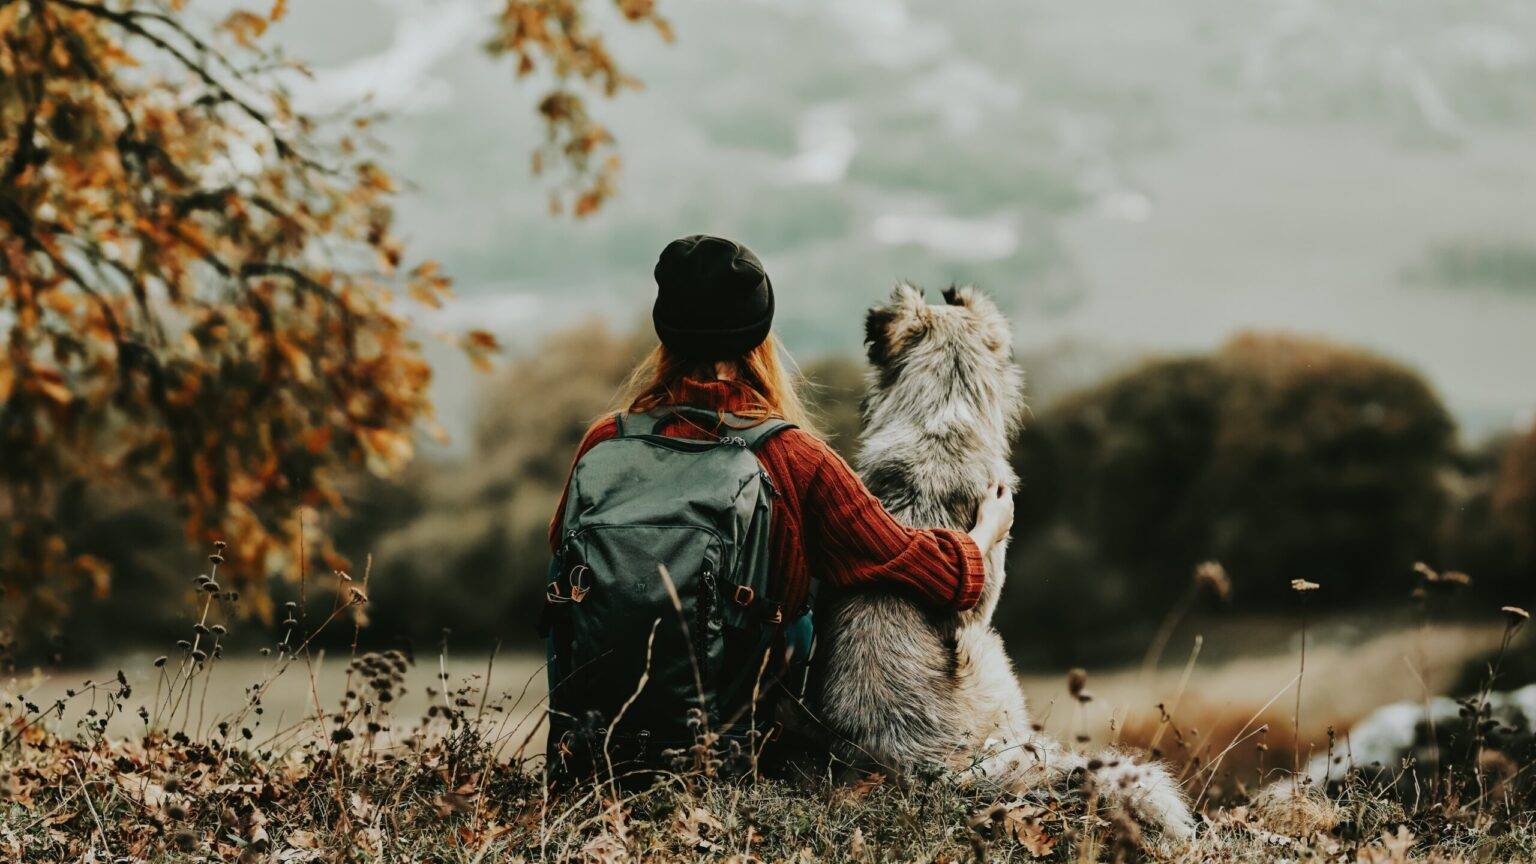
[3,650,551,758]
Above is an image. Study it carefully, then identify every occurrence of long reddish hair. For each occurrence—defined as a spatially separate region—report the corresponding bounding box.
[612,333,819,434]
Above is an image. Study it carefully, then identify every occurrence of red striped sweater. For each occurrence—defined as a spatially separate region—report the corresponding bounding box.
[549,378,985,616]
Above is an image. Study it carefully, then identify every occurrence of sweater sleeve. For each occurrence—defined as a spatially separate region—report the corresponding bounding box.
[800,442,986,611]
[547,416,620,551]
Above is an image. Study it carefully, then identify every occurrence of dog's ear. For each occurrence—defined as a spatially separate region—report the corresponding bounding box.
[942,284,979,307]
[868,282,930,368]
[864,305,898,368]
[890,281,926,309]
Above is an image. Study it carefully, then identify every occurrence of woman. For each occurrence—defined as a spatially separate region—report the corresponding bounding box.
[545,234,1013,772]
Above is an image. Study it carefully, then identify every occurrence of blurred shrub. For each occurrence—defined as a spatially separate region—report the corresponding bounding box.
[1493,423,1536,575]
[1435,429,1536,606]
[799,355,866,460]
[1001,333,1461,664]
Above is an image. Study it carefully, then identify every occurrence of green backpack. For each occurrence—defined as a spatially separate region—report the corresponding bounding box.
[543,406,805,778]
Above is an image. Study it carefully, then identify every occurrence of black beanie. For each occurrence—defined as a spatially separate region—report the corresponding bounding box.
[652,235,774,360]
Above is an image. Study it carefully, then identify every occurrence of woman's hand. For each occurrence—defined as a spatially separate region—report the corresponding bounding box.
[968,482,1015,555]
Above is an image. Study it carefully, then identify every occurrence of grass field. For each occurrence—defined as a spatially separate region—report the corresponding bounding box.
[3,610,1529,861]
[9,615,1502,770]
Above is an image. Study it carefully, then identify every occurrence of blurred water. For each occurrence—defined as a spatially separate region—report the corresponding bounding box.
[3,652,549,755]
[7,618,1502,765]
[220,0,1536,451]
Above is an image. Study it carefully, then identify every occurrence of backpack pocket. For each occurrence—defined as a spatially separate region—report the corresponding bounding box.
[549,524,727,746]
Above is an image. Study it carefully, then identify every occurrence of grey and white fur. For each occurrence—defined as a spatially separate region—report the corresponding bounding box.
[817,283,1194,839]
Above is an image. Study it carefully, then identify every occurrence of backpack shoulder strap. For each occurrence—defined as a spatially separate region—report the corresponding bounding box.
[613,411,663,438]
[729,415,796,451]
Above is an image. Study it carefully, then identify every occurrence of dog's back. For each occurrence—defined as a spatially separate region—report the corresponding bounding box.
[819,284,1023,770]
[817,285,1195,842]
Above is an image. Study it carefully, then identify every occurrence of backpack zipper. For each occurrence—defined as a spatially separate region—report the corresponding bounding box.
[698,565,719,664]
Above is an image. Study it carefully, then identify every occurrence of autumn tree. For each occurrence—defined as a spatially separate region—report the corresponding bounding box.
[488,0,673,216]
[0,0,666,626]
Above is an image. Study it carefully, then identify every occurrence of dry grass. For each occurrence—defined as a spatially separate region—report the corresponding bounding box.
[1031,620,1510,790]
[2,549,1534,862]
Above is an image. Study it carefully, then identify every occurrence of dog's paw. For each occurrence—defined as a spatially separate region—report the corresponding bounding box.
[1085,754,1196,841]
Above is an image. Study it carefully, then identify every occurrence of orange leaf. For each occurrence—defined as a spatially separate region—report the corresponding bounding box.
[357,427,412,476]
[275,338,313,383]
[302,426,333,454]
[30,370,73,404]
[219,10,268,47]
[73,555,112,599]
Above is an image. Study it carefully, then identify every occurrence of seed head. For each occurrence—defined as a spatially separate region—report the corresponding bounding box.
[1414,562,1471,592]
[1066,668,1089,702]
[1290,579,1320,593]
[1193,561,1232,602]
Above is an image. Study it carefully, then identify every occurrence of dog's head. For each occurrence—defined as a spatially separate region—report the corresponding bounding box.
[862,283,1024,441]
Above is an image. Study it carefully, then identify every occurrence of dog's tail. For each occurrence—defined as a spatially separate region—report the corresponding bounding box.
[968,736,1196,840]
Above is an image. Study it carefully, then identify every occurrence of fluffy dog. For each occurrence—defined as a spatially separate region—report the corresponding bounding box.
[817,283,1194,839]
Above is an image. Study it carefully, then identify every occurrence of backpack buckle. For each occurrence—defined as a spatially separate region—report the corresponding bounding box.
[545,584,568,604]
[568,565,590,603]
[732,585,755,607]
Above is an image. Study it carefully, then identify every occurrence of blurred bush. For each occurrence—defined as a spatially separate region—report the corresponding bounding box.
[1000,332,1493,665]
